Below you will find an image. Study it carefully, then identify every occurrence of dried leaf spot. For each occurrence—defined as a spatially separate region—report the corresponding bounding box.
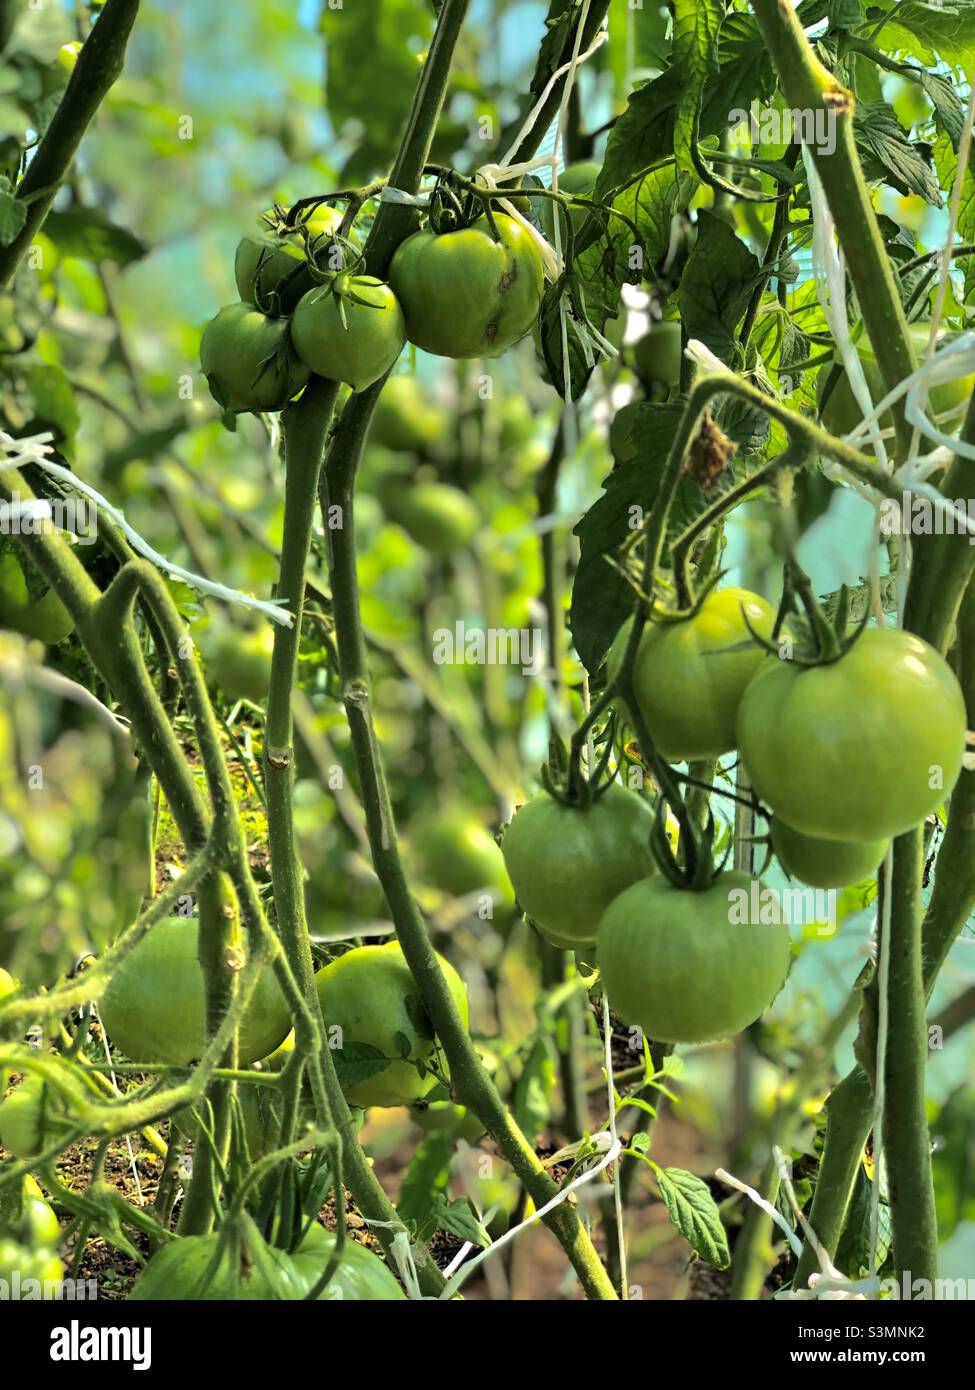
[685,413,737,495]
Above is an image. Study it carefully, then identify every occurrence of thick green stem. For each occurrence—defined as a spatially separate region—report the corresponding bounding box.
[0,0,141,287]
[323,407,616,1301]
[796,581,975,1286]
[750,0,916,451]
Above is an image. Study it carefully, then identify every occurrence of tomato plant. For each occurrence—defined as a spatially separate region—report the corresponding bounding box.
[291,274,406,392]
[769,819,887,890]
[99,916,291,1067]
[315,941,468,1108]
[609,588,777,761]
[200,304,309,414]
[818,323,975,442]
[500,784,656,947]
[235,204,344,314]
[738,628,966,841]
[130,1222,404,1300]
[3,0,975,1324]
[389,213,545,358]
[597,873,792,1044]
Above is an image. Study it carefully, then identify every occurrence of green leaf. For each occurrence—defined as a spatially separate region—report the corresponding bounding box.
[853,102,942,207]
[569,404,708,672]
[834,1160,890,1278]
[878,1,975,71]
[931,1085,975,1240]
[672,0,723,178]
[321,0,435,185]
[404,993,435,1042]
[920,70,966,150]
[654,1167,730,1268]
[330,1040,394,1089]
[513,1037,556,1146]
[43,208,146,265]
[435,1195,491,1249]
[0,186,25,246]
[397,1131,453,1241]
[676,211,762,362]
[827,0,863,28]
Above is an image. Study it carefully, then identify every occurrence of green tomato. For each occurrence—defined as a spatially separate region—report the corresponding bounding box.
[57,42,82,72]
[315,941,468,1109]
[129,1223,404,1301]
[99,916,291,1067]
[381,481,479,556]
[0,967,15,1001]
[0,553,74,644]
[818,323,974,443]
[416,810,513,908]
[234,204,344,313]
[19,1176,60,1249]
[738,627,967,842]
[631,320,682,389]
[539,161,602,243]
[500,784,657,948]
[0,1076,77,1160]
[199,623,274,704]
[200,304,309,414]
[609,588,777,762]
[412,1099,486,1142]
[389,213,545,359]
[769,819,887,890]
[291,275,406,392]
[608,400,644,465]
[370,375,444,452]
[0,1239,63,1293]
[597,872,792,1044]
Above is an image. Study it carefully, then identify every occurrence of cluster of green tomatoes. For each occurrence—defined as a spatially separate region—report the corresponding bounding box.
[500,587,968,1047]
[200,198,547,414]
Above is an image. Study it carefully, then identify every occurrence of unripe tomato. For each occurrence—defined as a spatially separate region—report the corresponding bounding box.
[369,376,444,452]
[99,916,291,1067]
[291,275,405,392]
[19,1176,60,1249]
[0,967,15,1000]
[501,784,656,947]
[57,42,82,72]
[631,320,682,389]
[608,401,644,464]
[770,819,887,889]
[539,160,601,243]
[0,1076,76,1159]
[0,1239,63,1292]
[609,588,776,762]
[200,304,309,414]
[738,627,967,842]
[0,553,74,644]
[315,941,468,1109]
[389,213,544,359]
[818,322,974,442]
[597,872,792,1043]
[199,623,274,704]
[235,204,344,313]
[129,1223,404,1300]
[416,810,513,908]
[381,481,479,555]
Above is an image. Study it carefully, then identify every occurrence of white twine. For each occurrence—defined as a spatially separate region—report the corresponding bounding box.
[436,1131,622,1300]
[0,430,293,625]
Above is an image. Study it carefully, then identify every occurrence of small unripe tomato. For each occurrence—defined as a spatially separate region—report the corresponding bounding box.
[769,819,887,890]
[200,304,308,414]
[291,275,405,392]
